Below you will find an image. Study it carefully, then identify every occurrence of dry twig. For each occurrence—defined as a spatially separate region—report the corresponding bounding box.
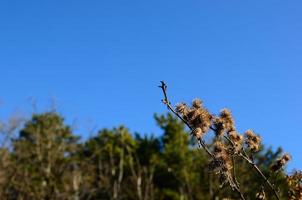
[159,81,282,200]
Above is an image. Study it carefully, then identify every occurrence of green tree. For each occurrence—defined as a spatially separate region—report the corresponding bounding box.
[127,134,161,200]
[7,112,79,200]
[81,126,136,200]
[155,113,199,200]
[0,111,293,200]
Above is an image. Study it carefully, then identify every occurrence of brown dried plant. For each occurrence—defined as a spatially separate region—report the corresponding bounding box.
[159,81,291,200]
[287,170,302,199]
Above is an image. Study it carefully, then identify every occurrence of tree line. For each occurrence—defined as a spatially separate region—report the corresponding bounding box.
[0,111,300,200]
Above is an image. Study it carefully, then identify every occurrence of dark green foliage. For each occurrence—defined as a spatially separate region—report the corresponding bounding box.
[3,112,79,200]
[0,112,291,199]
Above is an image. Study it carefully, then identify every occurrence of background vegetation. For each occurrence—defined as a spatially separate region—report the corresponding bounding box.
[0,110,298,200]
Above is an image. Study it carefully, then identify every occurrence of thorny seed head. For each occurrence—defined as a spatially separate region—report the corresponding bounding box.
[176,99,212,137]
[186,107,212,134]
[209,155,232,173]
[161,84,293,199]
[228,131,243,152]
[192,98,203,109]
[220,108,235,132]
[192,127,205,139]
[210,141,232,174]
[212,109,235,137]
[283,154,291,162]
[270,153,291,172]
[190,108,211,127]
[213,141,225,154]
[176,103,189,115]
[245,129,261,152]
[286,170,302,199]
[209,142,233,189]
[213,117,225,137]
[228,131,243,143]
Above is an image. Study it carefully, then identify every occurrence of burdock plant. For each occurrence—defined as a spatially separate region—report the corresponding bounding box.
[159,81,291,200]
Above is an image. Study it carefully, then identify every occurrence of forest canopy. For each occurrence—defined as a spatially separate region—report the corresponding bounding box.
[0,110,299,200]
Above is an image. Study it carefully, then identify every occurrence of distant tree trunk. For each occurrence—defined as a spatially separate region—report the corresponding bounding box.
[113,143,124,200]
[71,166,81,200]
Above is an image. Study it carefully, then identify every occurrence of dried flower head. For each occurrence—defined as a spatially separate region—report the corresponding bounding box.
[192,127,205,139]
[209,143,233,188]
[228,131,243,143]
[213,117,225,137]
[159,83,293,200]
[192,98,203,109]
[283,154,291,162]
[185,106,212,135]
[212,109,235,137]
[213,141,225,154]
[176,102,189,115]
[220,108,235,132]
[245,129,261,152]
[209,154,232,173]
[228,131,243,152]
[210,141,232,175]
[270,153,291,172]
[286,170,302,199]
[176,98,213,139]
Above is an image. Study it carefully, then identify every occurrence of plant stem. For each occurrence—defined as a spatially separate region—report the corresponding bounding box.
[239,153,280,200]
[159,81,245,200]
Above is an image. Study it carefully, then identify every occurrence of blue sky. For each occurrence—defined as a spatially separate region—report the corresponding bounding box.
[0,1,301,170]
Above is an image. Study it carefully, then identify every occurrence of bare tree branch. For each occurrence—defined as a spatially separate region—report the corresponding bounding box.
[159,81,245,200]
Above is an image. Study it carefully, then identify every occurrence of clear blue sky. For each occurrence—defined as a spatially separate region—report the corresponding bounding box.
[0,1,301,170]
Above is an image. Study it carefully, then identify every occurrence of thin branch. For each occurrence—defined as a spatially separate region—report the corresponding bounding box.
[224,135,245,200]
[197,138,214,158]
[232,156,240,187]
[159,81,282,200]
[239,153,280,200]
[159,81,192,129]
[234,185,246,200]
[159,81,213,158]
[225,133,280,200]
[159,81,245,200]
